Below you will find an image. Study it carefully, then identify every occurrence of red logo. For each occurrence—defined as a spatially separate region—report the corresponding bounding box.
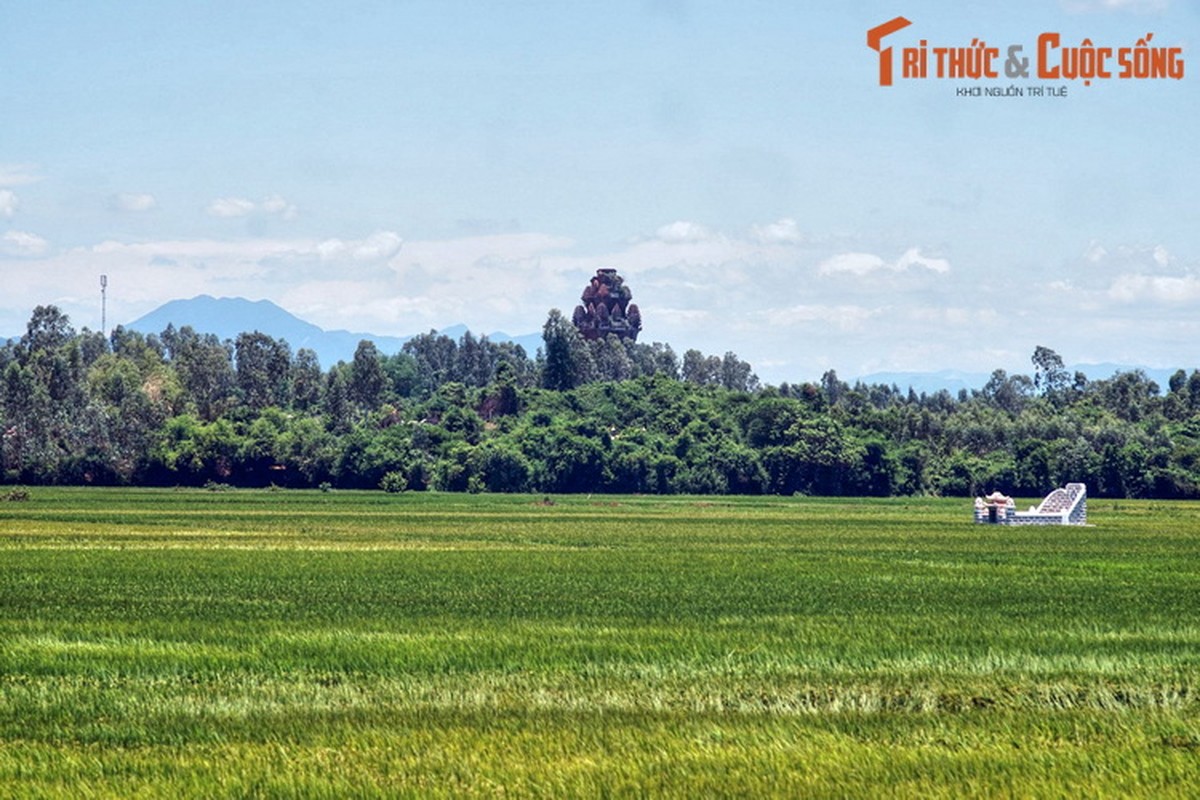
[867,17,1184,89]
[867,17,913,87]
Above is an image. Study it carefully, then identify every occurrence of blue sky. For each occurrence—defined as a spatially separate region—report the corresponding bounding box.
[1,1,1196,383]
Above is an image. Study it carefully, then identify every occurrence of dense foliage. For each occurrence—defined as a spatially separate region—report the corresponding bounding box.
[4,304,1200,497]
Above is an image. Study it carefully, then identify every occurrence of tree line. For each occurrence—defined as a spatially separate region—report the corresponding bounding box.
[4,305,1200,498]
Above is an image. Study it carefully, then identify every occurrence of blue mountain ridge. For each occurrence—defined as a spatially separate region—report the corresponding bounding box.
[125,295,544,369]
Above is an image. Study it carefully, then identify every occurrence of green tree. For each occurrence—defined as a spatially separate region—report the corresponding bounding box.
[980,369,1032,416]
[337,423,426,490]
[682,349,721,386]
[592,334,634,382]
[323,366,352,434]
[820,370,847,406]
[541,309,593,391]
[20,305,74,359]
[454,331,494,388]
[479,360,520,420]
[235,331,292,410]
[521,418,607,492]
[85,353,165,482]
[169,327,235,421]
[349,340,386,411]
[402,332,458,396]
[720,351,757,392]
[274,416,337,486]
[290,348,324,411]
[1187,370,1200,412]
[1094,371,1160,423]
[153,414,245,484]
[1,361,51,481]
[1031,345,1069,404]
[472,441,531,492]
[739,395,803,448]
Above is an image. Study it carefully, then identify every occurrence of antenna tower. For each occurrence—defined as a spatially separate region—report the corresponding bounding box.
[100,274,108,337]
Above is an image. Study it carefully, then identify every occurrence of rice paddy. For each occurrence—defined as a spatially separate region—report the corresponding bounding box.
[1,489,1197,797]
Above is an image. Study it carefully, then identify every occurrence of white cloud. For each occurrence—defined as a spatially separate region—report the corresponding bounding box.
[895,247,950,274]
[763,304,875,331]
[655,220,714,244]
[750,218,803,245]
[1,231,49,257]
[315,239,345,260]
[112,192,157,212]
[354,231,403,261]
[316,231,403,262]
[371,232,577,329]
[207,197,257,217]
[819,247,950,276]
[1107,272,1200,304]
[818,252,886,276]
[1075,241,1182,282]
[0,164,40,187]
[1084,241,1107,263]
[207,194,298,220]
[261,194,298,220]
[398,233,574,272]
[0,190,16,218]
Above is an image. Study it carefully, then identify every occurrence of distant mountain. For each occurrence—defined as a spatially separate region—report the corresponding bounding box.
[125,295,542,368]
[431,322,543,357]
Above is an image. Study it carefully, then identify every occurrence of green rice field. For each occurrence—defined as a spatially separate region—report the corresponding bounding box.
[1,488,1197,797]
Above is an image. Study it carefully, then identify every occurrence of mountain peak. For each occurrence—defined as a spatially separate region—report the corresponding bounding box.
[125,296,541,367]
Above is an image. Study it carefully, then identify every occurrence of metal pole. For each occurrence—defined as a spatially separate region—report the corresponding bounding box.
[100,274,108,337]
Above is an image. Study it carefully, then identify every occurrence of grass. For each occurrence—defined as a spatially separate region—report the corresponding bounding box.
[0,488,1198,797]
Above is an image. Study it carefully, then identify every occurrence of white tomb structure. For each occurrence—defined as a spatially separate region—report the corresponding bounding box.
[974,483,1087,526]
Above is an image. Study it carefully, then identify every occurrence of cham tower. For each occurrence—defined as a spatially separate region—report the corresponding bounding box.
[571,268,641,341]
